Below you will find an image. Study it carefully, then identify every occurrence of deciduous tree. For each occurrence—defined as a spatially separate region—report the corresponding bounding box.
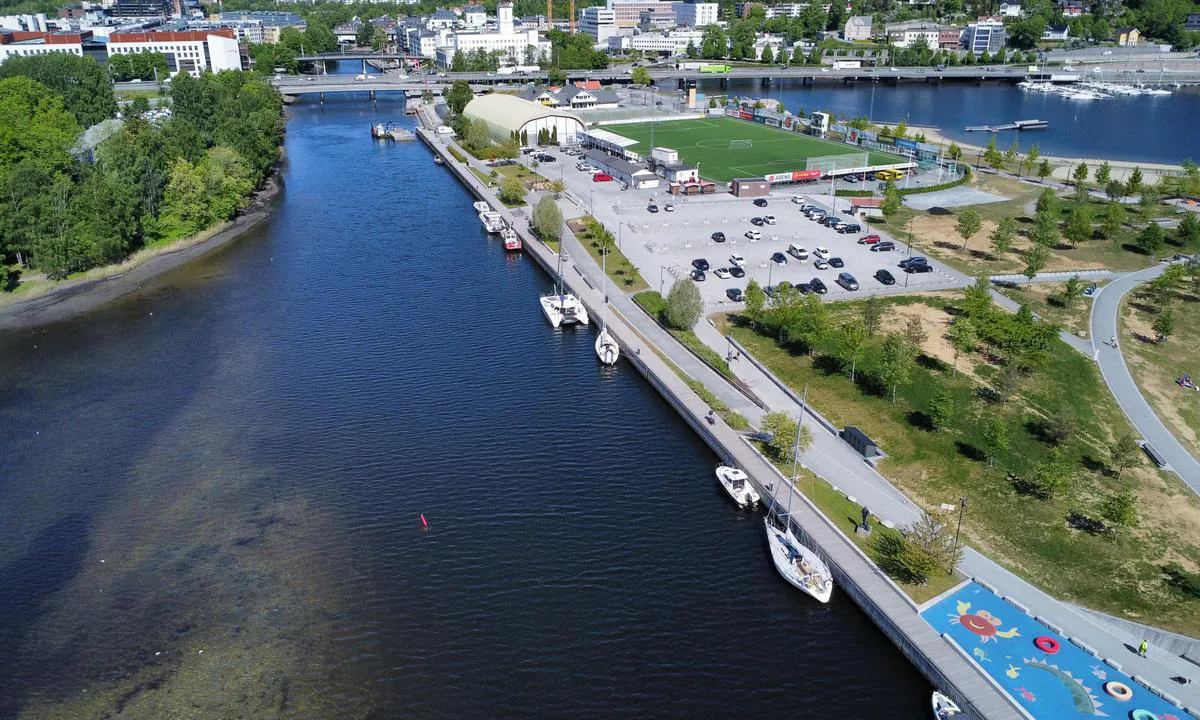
[981,415,1009,466]
[989,216,1016,257]
[947,317,977,377]
[1099,489,1138,538]
[928,390,955,432]
[955,208,982,250]
[664,278,703,329]
[836,319,868,380]
[1110,433,1140,479]
[1063,204,1093,247]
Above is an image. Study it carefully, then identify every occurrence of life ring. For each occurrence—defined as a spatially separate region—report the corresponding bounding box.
[1103,681,1133,701]
[1034,636,1060,654]
[1129,710,1159,720]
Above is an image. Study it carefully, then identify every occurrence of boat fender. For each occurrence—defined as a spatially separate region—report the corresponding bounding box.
[1034,636,1060,654]
[1103,681,1133,701]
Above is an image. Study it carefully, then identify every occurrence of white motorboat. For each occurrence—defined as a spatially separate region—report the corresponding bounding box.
[594,251,619,365]
[472,201,490,213]
[715,464,760,508]
[479,210,505,234]
[932,691,962,719]
[540,293,589,327]
[764,518,833,603]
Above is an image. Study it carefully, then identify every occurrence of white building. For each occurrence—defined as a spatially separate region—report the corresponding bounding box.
[671,1,717,26]
[843,15,872,41]
[606,0,671,29]
[998,1,1023,17]
[884,21,943,48]
[464,93,585,144]
[0,13,50,32]
[579,6,616,43]
[462,4,486,27]
[437,2,550,67]
[108,28,241,76]
[609,28,702,54]
[0,29,87,64]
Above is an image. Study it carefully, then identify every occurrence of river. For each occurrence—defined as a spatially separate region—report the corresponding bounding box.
[700,78,1200,164]
[0,94,930,718]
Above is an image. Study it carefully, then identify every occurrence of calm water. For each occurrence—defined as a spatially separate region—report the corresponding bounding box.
[701,78,1200,164]
[0,95,929,718]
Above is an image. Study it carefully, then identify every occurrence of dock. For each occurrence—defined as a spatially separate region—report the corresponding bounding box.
[415,106,1025,720]
[965,119,1048,132]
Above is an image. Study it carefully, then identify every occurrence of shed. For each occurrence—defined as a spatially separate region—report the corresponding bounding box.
[731,178,769,197]
[841,426,881,458]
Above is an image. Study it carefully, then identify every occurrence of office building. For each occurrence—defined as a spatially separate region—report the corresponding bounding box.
[962,19,1005,53]
[108,28,241,76]
[672,0,717,27]
[579,6,616,43]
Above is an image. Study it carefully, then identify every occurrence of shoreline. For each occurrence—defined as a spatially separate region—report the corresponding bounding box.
[0,166,283,333]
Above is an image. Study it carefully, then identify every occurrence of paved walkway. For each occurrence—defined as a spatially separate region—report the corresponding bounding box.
[1089,262,1200,491]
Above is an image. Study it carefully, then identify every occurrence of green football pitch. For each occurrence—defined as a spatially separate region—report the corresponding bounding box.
[608,117,905,183]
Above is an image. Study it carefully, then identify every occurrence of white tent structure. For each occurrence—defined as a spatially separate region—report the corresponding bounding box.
[463,94,585,145]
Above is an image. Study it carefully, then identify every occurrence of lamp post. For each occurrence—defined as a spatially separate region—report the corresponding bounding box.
[954,496,968,550]
[660,265,667,295]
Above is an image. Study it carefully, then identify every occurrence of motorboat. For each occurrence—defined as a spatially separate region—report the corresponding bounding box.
[434,155,444,165]
[472,201,491,213]
[764,517,833,603]
[595,327,619,365]
[932,691,962,719]
[500,226,522,250]
[715,464,760,508]
[479,210,505,234]
[540,292,589,327]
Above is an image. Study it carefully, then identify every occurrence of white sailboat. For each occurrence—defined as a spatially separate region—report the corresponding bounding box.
[763,390,833,604]
[715,464,760,508]
[595,251,619,365]
[932,691,962,719]
[540,250,589,328]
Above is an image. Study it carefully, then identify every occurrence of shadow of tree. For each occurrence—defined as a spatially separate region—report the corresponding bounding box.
[908,410,934,431]
[955,440,986,462]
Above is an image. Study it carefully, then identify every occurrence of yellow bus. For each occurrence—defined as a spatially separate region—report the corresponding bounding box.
[875,168,905,181]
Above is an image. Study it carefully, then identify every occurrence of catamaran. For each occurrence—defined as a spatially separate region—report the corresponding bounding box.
[715,464,760,508]
[763,389,833,603]
[540,250,589,328]
[594,251,619,365]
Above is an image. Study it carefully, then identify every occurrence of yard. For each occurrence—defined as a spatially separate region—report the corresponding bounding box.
[715,292,1200,634]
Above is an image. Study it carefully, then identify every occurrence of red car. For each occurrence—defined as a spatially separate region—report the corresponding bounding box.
[593,173,613,182]
[857,234,881,244]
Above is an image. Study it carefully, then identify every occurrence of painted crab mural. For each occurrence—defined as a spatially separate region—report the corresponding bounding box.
[949,600,1021,643]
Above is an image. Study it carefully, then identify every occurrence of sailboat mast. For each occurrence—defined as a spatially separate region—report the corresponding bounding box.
[785,386,809,524]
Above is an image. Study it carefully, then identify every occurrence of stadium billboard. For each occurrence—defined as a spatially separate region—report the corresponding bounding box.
[895,138,919,151]
[764,169,823,183]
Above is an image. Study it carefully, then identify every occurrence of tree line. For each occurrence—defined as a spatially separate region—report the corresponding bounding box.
[0,57,283,284]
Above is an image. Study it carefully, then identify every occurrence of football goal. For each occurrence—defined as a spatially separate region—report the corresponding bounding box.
[728,139,753,150]
[805,152,870,174]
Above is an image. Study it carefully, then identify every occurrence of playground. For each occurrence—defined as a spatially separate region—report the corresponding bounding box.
[608,116,906,183]
[922,582,1194,720]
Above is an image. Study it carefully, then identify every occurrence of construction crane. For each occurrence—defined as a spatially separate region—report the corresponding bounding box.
[546,0,552,28]
[569,0,575,31]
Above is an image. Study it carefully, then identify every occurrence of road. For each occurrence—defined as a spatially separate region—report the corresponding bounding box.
[1090,262,1200,491]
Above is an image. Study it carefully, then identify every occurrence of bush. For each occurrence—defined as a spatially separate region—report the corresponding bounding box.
[664,279,703,329]
[724,411,749,430]
[835,189,875,197]
[897,165,971,196]
[685,378,729,412]
[498,176,526,206]
[532,196,562,242]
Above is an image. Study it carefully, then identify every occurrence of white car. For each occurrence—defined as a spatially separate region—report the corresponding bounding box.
[787,243,808,260]
[729,254,747,267]
[744,230,762,241]
[791,196,806,204]
[813,258,830,270]
[713,267,732,279]
[814,246,831,259]
[763,215,776,225]
[664,203,675,212]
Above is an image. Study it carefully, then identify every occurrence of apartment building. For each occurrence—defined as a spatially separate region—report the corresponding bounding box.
[962,19,1005,53]
[579,6,616,43]
[108,28,241,76]
[606,0,670,29]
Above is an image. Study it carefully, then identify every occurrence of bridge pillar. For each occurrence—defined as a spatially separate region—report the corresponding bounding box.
[319,92,324,104]
[719,77,728,90]
[370,89,376,102]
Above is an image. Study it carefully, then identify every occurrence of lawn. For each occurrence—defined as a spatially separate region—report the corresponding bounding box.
[994,280,1103,338]
[608,117,905,183]
[1119,282,1200,452]
[715,293,1200,635]
[568,215,648,293]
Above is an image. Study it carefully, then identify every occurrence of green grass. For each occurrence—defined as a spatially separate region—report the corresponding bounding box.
[716,295,1200,634]
[633,290,732,380]
[994,281,1102,338]
[571,216,648,293]
[608,117,905,183]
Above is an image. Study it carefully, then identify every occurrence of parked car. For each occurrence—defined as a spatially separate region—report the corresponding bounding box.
[664,203,675,212]
[837,223,862,234]
[648,204,659,213]
[751,217,765,226]
[796,282,813,294]
[810,278,828,294]
[692,258,710,271]
[858,234,882,245]
[691,269,706,281]
[753,198,768,207]
[771,252,788,265]
[837,272,860,291]
[763,215,777,225]
[593,173,613,182]
[875,269,896,285]
[744,230,762,241]
[829,257,845,268]
[820,216,841,227]
[905,261,933,273]
[711,231,726,243]
[813,258,830,270]
[729,254,747,267]
[791,195,806,204]
[813,246,830,259]
[728,265,746,278]
[806,209,827,220]
[787,243,808,260]
[764,284,778,298]
[871,241,896,252]
[726,287,745,302]
[899,256,928,271]
[714,267,731,279]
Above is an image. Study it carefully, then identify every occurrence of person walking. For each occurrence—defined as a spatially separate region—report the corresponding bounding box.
[1138,639,1149,657]
[1110,335,1118,350]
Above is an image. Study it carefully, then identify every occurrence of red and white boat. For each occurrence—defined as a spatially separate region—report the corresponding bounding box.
[501,226,522,251]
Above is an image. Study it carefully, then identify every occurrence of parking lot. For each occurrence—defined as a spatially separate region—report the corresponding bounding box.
[532,150,964,311]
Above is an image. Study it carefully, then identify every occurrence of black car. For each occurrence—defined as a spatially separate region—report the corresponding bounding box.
[810,278,828,294]
[829,257,845,268]
[728,265,746,278]
[648,204,659,213]
[691,269,706,281]
[900,256,929,271]
[692,258,710,271]
[871,241,896,252]
[820,216,841,227]
[751,217,765,226]
[796,282,813,294]
[906,262,933,273]
[726,287,744,302]
[711,231,726,242]
[875,269,896,285]
[837,223,862,234]
[753,198,768,207]
[771,252,788,265]
[836,272,859,291]
[763,284,778,298]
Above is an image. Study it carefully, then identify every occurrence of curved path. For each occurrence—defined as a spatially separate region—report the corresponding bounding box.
[1090,262,1200,492]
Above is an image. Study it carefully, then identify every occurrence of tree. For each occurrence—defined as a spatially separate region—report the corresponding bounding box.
[1031,453,1074,500]
[760,45,774,64]
[947,318,977,377]
[0,76,80,177]
[1063,204,1093,247]
[880,180,902,218]
[1126,167,1143,195]
[761,411,810,463]
[466,118,490,151]
[1037,159,1052,181]
[371,26,389,52]
[990,217,1017,257]
[1004,139,1019,166]
[1140,186,1160,215]
[745,279,765,321]
[699,24,729,59]
[1022,244,1049,280]
[0,54,118,127]
[1110,433,1140,480]
[836,320,869,380]
[903,317,927,350]
[630,66,653,86]
[955,209,982,250]
[1072,162,1090,188]
[928,390,955,432]
[664,278,703,330]
[1099,490,1138,538]
[896,512,962,579]
[1136,223,1164,256]
[1105,179,1126,202]
[983,136,1004,171]
[1095,160,1112,186]
[498,176,526,206]
[1101,202,1126,240]
[947,142,962,161]
[1030,211,1060,249]
[1061,274,1084,308]
[877,332,915,403]
[355,21,373,47]
[446,80,473,115]
[1177,213,1200,248]
[1152,309,1175,343]
[981,415,1009,466]
[686,41,698,59]
[861,295,883,336]
[1036,188,1060,216]
[962,274,993,318]
[160,157,211,236]
[1023,143,1040,177]
[532,196,562,242]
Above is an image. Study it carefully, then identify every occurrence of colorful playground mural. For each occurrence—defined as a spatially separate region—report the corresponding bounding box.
[922,582,1196,720]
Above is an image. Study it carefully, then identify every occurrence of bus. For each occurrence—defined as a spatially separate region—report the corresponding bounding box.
[699,64,732,73]
[875,168,905,181]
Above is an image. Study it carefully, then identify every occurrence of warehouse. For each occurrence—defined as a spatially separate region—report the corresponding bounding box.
[462,94,585,145]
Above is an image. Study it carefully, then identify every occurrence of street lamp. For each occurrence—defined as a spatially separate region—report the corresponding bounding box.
[954,496,968,551]
[660,265,668,295]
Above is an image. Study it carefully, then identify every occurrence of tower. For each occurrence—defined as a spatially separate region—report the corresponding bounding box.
[498,0,514,34]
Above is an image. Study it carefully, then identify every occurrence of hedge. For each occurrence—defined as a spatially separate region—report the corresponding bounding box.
[835,189,875,197]
[897,165,972,196]
[447,145,467,164]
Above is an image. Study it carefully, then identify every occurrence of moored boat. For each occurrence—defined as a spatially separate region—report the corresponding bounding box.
[594,251,619,365]
[472,201,490,213]
[540,293,589,327]
[764,518,833,603]
[479,211,505,234]
[715,464,760,508]
[932,691,962,719]
[501,226,522,251]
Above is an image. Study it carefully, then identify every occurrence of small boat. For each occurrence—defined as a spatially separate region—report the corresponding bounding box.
[715,464,760,508]
[594,251,619,365]
[434,155,444,165]
[932,691,961,719]
[540,250,589,328]
[501,226,522,251]
[479,210,505,234]
[472,201,490,213]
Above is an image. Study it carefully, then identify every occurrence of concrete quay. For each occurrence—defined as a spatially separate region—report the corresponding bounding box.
[416,114,1024,720]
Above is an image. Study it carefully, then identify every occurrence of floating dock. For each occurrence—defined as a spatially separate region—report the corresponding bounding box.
[370,123,415,141]
[965,119,1048,132]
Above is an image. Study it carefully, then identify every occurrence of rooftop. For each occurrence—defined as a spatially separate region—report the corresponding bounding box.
[583,128,638,148]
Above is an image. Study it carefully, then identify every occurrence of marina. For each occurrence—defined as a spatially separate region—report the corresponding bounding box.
[964,119,1048,132]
